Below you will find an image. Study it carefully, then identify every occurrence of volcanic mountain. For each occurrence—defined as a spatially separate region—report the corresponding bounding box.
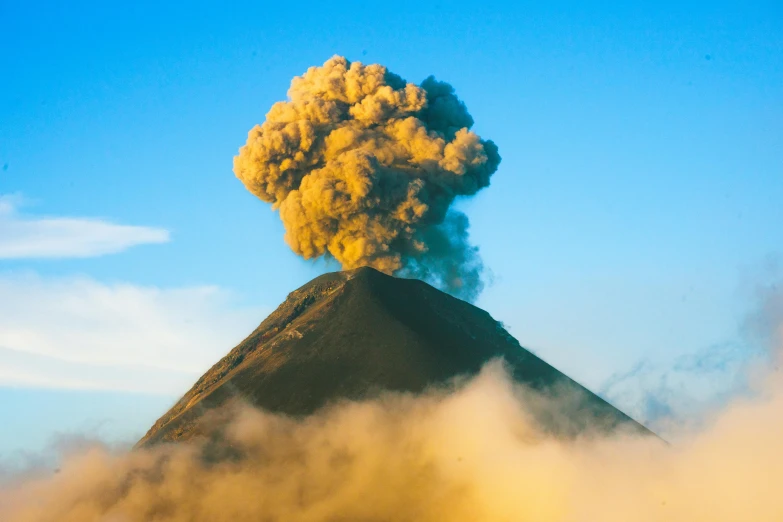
[138,267,652,446]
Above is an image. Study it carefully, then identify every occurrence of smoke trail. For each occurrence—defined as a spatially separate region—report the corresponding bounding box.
[234,56,500,301]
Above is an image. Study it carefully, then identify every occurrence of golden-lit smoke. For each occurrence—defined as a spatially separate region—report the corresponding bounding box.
[234,56,500,301]
[4,286,782,520]
[3,351,783,521]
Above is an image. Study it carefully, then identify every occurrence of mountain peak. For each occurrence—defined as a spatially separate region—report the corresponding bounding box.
[138,269,653,447]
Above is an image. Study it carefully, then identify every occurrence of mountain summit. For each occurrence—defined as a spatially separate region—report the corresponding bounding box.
[138,267,652,446]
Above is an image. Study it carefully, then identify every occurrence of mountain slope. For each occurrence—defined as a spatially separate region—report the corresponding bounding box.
[138,267,653,446]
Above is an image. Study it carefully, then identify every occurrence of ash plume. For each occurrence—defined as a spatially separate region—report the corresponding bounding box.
[234,56,500,301]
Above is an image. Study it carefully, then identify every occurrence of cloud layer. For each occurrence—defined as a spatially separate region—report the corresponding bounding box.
[2,352,783,521]
[0,273,265,394]
[0,195,169,259]
[3,283,783,520]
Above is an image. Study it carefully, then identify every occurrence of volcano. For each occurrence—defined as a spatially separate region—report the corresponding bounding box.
[138,267,652,446]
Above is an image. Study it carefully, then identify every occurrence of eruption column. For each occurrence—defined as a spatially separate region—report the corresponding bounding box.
[234,56,500,301]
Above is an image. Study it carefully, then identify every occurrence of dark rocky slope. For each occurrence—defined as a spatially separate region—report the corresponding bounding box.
[138,267,652,446]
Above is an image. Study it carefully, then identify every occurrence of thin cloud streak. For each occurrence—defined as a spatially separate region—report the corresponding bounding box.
[0,195,169,259]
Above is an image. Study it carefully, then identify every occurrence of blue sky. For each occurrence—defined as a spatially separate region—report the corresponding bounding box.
[0,1,781,456]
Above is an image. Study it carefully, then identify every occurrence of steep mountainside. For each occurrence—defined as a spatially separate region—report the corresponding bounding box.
[138,267,652,446]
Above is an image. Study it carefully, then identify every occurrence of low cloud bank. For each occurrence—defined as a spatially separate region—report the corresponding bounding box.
[4,279,783,521]
[2,349,782,521]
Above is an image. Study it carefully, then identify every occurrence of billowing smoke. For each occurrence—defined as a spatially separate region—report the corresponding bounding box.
[234,56,500,301]
[4,288,782,520]
[3,355,783,521]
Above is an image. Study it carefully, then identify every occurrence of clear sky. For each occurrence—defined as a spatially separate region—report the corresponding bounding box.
[1,1,781,458]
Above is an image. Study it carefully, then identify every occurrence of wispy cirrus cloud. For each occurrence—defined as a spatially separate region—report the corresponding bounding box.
[600,273,779,436]
[0,194,169,259]
[599,341,752,434]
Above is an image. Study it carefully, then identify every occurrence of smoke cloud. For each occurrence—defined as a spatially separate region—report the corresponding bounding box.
[234,56,500,301]
[4,273,782,521]
[3,342,783,520]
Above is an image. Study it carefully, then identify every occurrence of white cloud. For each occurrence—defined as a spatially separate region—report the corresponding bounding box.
[0,195,169,259]
[0,273,267,394]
